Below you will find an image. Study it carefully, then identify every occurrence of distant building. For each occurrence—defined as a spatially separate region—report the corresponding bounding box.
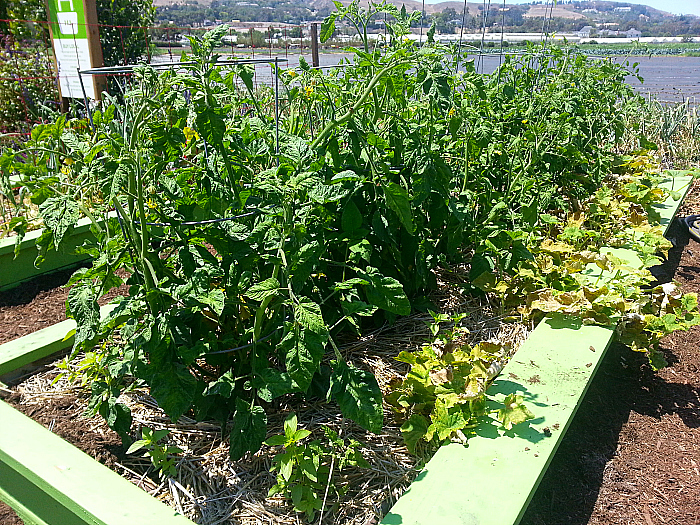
[614,7,632,12]
[582,9,598,14]
[626,28,641,38]
[577,25,593,38]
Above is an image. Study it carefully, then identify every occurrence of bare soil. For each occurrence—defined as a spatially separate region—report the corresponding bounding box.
[2,179,700,524]
[0,265,130,345]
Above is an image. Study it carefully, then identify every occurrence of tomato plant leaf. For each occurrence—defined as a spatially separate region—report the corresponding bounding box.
[330,359,383,434]
[230,399,267,461]
[281,326,328,391]
[342,200,363,231]
[67,283,100,350]
[245,278,280,302]
[148,362,197,421]
[39,196,79,249]
[382,181,414,233]
[308,183,351,204]
[360,267,411,315]
[294,299,327,335]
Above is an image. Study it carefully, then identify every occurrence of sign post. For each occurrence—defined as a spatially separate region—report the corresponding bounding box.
[45,0,105,104]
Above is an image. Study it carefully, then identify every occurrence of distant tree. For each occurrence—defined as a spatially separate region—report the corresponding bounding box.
[97,0,155,66]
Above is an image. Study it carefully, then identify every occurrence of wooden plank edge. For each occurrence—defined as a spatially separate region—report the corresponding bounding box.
[0,212,118,292]
[0,401,195,525]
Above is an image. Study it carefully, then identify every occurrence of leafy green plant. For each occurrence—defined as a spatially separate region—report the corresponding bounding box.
[386,313,526,452]
[6,2,695,470]
[265,413,368,521]
[126,425,183,479]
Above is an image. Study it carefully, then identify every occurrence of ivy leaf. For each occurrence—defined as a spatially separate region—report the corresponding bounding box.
[497,394,535,430]
[400,414,429,454]
[382,181,414,233]
[360,267,411,315]
[67,283,100,351]
[330,359,383,434]
[230,398,267,461]
[39,196,79,249]
[245,278,280,302]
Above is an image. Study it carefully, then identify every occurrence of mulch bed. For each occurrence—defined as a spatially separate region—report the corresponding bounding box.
[2,177,700,524]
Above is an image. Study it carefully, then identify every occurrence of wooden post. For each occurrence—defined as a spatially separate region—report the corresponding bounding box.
[83,0,106,100]
[311,23,319,68]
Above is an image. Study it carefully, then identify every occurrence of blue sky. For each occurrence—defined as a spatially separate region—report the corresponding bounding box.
[422,1,700,17]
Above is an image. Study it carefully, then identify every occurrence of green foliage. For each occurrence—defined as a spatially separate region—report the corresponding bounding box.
[97,0,155,67]
[126,425,183,478]
[387,313,523,451]
[5,3,697,474]
[265,413,369,521]
[0,45,58,134]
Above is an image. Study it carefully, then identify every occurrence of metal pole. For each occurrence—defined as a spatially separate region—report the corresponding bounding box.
[77,69,94,129]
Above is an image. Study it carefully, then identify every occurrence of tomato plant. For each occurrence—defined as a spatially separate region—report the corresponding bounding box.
[3,1,697,462]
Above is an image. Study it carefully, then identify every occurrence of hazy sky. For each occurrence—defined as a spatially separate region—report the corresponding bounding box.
[422,1,700,17]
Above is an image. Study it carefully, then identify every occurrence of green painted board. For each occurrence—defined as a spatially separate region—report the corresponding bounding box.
[0,216,95,292]
[0,400,195,525]
[382,315,615,525]
[655,173,694,230]
[0,304,116,377]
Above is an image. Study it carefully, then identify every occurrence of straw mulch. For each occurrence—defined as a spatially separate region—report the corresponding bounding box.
[10,268,530,525]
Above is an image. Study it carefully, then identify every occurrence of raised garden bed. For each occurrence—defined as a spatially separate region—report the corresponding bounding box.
[0,173,693,524]
[2,7,700,523]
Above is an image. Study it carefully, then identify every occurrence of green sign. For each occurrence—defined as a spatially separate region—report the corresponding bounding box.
[46,0,96,98]
[47,0,88,40]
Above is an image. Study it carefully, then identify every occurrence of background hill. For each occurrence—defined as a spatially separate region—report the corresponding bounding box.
[154,0,699,37]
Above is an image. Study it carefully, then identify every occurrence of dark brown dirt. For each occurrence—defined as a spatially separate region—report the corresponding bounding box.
[521,179,700,525]
[0,265,130,345]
